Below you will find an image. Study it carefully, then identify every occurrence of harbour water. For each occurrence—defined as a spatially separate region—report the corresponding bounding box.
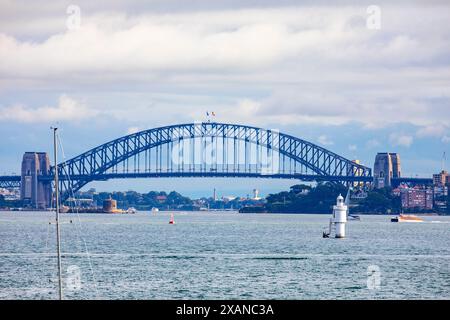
[0,211,449,300]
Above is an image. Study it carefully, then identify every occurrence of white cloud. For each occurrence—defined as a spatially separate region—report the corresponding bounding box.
[126,126,141,135]
[0,3,449,129]
[389,133,413,148]
[252,89,450,127]
[1,6,449,75]
[317,135,333,146]
[416,123,450,144]
[0,95,97,123]
[0,13,323,77]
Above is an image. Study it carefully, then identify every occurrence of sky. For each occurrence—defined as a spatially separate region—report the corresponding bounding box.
[0,0,449,198]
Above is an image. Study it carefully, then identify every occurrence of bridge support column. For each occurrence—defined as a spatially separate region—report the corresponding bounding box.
[20,152,52,209]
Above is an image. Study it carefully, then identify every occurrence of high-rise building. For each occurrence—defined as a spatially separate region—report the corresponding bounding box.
[433,170,449,186]
[373,153,401,188]
[20,152,52,209]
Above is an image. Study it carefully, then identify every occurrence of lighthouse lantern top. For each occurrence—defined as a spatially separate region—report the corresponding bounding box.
[337,194,344,205]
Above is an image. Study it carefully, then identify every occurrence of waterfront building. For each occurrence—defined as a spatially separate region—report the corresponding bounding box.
[400,186,433,210]
[290,185,310,195]
[433,185,448,211]
[0,188,21,201]
[103,197,122,213]
[433,185,448,198]
[434,200,448,211]
[373,153,401,188]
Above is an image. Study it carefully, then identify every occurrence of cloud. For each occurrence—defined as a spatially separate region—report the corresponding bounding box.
[416,123,450,144]
[126,126,141,134]
[1,5,449,76]
[389,133,413,148]
[0,95,97,123]
[251,88,450,127]
[348,144,357,151]
[365,139,380,149]
[0,12,323,77]
[317,135,333,146]
[0,3,449,130]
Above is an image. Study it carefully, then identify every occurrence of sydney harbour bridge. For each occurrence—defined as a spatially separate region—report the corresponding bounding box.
[0,121,426,209]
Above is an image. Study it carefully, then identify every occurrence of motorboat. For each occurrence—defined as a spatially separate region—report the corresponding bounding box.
[391,214,423,223]
[126,207,137,214]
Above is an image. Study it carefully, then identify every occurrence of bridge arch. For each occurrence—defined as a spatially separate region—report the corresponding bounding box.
[56,122,371,199]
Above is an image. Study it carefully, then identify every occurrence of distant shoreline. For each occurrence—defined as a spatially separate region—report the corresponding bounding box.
[1,208,443,216]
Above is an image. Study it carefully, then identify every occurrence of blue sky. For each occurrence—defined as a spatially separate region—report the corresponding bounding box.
[0,0,449,197]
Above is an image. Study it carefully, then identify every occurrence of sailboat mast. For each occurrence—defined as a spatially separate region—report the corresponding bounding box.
[53,127,63,300]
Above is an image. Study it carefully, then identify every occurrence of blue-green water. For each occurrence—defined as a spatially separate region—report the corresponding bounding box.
[0,211,449,300]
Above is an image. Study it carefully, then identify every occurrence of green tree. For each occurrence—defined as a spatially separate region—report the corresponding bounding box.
[265,182,347,213]
[356,187,401,214]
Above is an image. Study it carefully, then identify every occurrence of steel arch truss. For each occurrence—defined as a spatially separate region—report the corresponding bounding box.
[54,122,372,200]
[0,176,21,189]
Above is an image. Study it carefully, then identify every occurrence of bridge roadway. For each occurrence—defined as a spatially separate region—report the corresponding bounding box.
[37,172,374,182]
[0,173,433,189]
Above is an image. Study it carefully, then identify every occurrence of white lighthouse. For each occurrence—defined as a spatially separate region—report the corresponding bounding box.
[332,194,348,238]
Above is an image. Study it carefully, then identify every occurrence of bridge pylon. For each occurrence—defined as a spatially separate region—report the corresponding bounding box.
[20,152,52,209]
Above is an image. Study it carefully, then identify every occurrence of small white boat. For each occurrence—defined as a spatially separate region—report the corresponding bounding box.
[348,214,361,221]
[126,207,137,214]
[151,207,159,213]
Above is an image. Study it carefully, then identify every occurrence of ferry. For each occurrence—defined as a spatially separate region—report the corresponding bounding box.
[348,214,361,221]
[391,214,424,223]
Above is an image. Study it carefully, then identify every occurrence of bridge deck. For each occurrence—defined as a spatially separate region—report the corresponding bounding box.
[38,172,374,182]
